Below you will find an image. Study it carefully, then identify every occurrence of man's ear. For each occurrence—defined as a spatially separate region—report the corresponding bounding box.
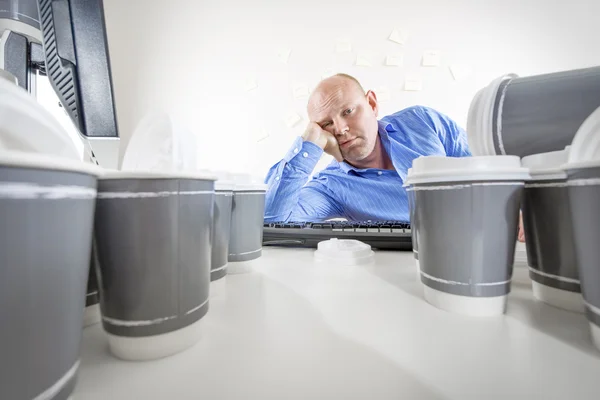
[365,90,379,117]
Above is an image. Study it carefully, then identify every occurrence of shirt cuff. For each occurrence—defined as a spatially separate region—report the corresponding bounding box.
[283,136,324,171]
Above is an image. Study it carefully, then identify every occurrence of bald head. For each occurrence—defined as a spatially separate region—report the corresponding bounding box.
[305,73,380,164]
[308,74,365,116]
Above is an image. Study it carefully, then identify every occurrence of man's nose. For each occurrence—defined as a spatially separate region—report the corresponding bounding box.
[334,121,349,136]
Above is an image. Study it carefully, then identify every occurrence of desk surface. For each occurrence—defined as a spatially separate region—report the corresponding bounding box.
[75,248,600,399]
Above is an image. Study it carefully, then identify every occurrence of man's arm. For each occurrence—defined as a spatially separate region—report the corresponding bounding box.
[418,106,472,157]
[264,137,342,222]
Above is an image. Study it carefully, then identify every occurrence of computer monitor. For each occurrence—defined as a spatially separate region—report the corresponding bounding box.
[0,0,119,165]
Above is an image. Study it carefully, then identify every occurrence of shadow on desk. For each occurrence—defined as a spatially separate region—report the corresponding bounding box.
[76,271,449,400]
[507,294,600,357]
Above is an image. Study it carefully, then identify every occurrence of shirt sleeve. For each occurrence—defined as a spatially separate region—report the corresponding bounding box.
[264,137,343,222]
[418,106,472,157]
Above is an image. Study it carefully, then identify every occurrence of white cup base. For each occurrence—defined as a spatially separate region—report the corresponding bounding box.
[227,259,258,274]
[423,285,507,317]
[83,304,101,328]
[106,317,203,361]
[591,322,600,352]
[531,281,585,313]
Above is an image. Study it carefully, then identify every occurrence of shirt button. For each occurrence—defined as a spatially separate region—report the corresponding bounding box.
[276,176,280,181]
[293,148,299,154]
[377,171,383,176]
[302,152,308,158]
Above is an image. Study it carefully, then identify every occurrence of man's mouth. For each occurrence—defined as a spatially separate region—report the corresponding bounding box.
[340,138,357,148]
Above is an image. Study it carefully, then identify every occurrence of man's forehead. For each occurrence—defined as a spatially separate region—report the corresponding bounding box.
[308,80,361,118]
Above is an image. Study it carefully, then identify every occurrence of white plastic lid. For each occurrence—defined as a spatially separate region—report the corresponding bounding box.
[100,169,217,181]
[314,238,374,265]
[0,149,102,176]
[521,147,569,180]
[466,73,518,156]
[215,180,235,191]
[121,112,198,173]
[565,106,600,170]
[230,172,268,191]
[0,78,82,160]
[402,168,413,188]
[408,155,529,184]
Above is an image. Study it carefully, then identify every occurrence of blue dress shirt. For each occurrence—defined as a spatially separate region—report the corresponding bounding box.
[264,105,472,223]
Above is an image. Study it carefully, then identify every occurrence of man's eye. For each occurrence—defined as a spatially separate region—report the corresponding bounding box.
[322,122,331,128]
[343,108,354,116]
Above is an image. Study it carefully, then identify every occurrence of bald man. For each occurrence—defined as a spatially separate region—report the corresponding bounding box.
[264,73,472,223]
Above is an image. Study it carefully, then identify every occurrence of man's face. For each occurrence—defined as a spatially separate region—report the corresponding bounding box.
[308,79,379,163]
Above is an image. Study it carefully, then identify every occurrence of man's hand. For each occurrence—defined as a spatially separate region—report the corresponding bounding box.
[302,122,343,162]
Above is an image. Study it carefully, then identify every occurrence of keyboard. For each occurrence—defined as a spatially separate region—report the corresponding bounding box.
[262,221,412,251]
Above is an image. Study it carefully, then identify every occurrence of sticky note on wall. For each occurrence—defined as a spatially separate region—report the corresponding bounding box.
[244,78,258,92]
[404,76,422,91]
[385,54,403,66]
[422,50,441,67]
[335,40,352,53]
[293,83,310,99]
[284,112,302,128]
[278,48,292,64]
[355,54,372,67]
[375,86,391,102]
[449,64,473,81]
[253,127,270,142]
[388,28,409,45]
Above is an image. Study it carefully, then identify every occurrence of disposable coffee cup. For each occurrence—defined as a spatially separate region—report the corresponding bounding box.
[408,156,529,316]
[0,151,99,400]
[94,170,215,361]
[83,240,101,327]
[404,168,419,276]
[564,159,600,351]
[211,179,234,282]
[228,179,268,274]
[521,149,584,313]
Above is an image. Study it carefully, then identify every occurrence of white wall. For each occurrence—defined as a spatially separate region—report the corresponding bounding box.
[103,0,600,177]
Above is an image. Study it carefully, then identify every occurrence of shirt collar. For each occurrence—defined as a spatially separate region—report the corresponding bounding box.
[338,120,395,174]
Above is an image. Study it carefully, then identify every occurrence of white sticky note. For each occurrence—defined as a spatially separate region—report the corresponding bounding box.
[422,50,441,67]
[449,64,473,81]
[375,86,391,102]
[254,127,270,142]
[322,68,335,79]
[284,112,302,128]
[388,28,409,45]
[335,40,352,53]
[385,54,403,67]
[404,76,422,91]
[355,54,372,67]
[278,48,292,64]
[292,83,310,99]
[244,78,258,92]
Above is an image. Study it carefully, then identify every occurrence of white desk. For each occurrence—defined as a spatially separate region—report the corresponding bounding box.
[75,248,600,399]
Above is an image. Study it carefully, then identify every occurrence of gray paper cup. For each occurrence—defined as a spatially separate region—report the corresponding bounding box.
[404,168,419,277]
[211,180,234,281]
[94,171,215,361]
[0,151,99,400]
[521,149,584,313]
[564,161,600,351]
[228,182,267,274]
[83,241,101,327]
[409,156,529,316]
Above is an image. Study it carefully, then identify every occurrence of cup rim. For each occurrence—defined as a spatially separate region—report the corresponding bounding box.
[0,149,103,176]
[562,160,600,171]
[100,169,218,181]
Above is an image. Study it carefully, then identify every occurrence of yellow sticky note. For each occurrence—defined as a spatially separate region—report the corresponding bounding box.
[422,50,441,67]
[404,76,422,91]
[385,54,403,66]
[244,78,258,92]
[292,83,310,99]
[284,112,302,128]
[375,86,391,102]
[278,48,292,64]
[449,64,473,81]
[388,28,409,45]
[254,127,270,142]
[355,54,372,67]
[335,40,352,53]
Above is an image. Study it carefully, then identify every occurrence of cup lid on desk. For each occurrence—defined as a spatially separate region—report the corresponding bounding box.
[567,106,600,167]
[521,147,569,180]
[100,169,217,181]
[408,155,529,185]
[0,149,103,176]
